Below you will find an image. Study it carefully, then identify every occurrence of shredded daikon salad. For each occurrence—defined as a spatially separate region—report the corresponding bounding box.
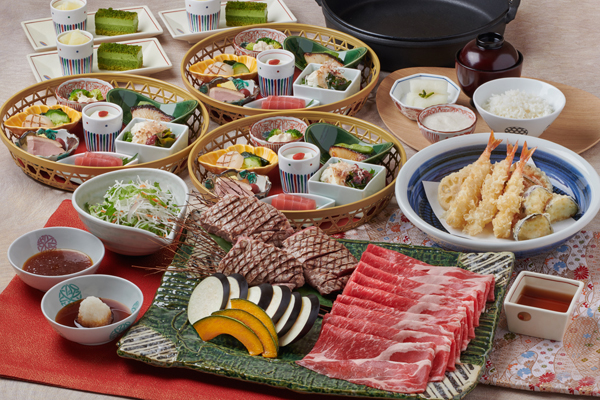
[87,178,181,237]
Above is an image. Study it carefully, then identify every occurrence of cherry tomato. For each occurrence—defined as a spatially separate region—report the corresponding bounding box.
[240,88,251,97]
[98,110,109,117]
[268,59,280,65]
[292,153,305,160]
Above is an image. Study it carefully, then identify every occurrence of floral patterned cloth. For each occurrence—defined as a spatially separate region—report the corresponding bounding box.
[333,202,600,397]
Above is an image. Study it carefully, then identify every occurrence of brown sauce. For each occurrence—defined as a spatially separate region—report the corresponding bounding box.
[55,297,131,328]
[23,249,92,276]
[516,285,574,313]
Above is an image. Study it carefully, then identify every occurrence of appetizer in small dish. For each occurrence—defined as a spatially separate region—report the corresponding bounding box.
[16,128,79,161]
[56,78,114,112]
[243,95,319,110]
[5,104,81,136]
[189,54,257,83]
[59,151,139,167]
[199,144,278,175]
[283,36,368,70]
[293,63,361,105]
[203,169,272,199]
[199,77,259,106]
[249,116,308,152]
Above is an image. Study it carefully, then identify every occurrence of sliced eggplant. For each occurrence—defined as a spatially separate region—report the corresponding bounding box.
[513,213,553,241]
[247,283,274,311]
[187,273,230,325]
[226,273,249,308]
[275,292,303,337]
[265,285,291,323]
[545,193,579,223]
[279,294,320,347]
[522,185,553,216]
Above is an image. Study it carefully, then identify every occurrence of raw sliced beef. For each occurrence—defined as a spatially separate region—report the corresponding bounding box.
[366,244,495,301]
[296,323,434,393]
[323,314,451,381]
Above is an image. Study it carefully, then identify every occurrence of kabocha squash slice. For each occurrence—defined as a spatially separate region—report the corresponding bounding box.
[214,308,278,358]
[229,298,279,350]
[193,315,263,356]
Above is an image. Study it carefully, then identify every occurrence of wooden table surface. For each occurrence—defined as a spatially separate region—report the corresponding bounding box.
[1,0,599,399]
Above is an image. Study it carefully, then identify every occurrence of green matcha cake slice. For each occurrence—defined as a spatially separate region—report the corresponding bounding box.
[225,1,268,26]
[95,8,139,36]
[97,42,143,71]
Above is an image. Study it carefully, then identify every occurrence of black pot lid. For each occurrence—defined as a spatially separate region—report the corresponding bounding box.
[458,32,520,70]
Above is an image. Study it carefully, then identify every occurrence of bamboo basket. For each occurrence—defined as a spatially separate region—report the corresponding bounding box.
[188,111,406,234]
[181,23,380,124]
[0,73,209,191]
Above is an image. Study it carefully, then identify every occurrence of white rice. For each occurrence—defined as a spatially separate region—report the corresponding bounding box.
[482,89,554,119]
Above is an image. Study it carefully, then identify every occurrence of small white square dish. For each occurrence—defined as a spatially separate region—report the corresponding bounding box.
[261,193,335,210]
[115,118,189,163]
[159,0,297,43]
[308,157,386,206]
[26,38,172,82]
[293,63,361,105]
[21,6,163,52]
[504,271,584,341]
[58,152,139,166]
[243,96,320,110]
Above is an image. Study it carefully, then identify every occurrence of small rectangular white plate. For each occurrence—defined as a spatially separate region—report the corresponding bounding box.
[159,0,297,43]
[243,96,320,109]
[26,38,172,83]
[21,6,163,52]
[261,193,335,210]
[58,152,139,166]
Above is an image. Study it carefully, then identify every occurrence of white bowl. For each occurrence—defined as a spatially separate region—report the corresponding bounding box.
[472,77,566,137]
[72,168,189,256]
[233,28,288,58]
[115,118,189,163]
[7,227,104,292]
[261,193,335,210]
[416,104,477,143]
[504,271,583,341]
[389,73,461,121]
[249,116,308,153]
[41,274,143,345]
[292,63,361,105]
[395,132,600,259]
[308,157,386,206]
[55,78,114,112]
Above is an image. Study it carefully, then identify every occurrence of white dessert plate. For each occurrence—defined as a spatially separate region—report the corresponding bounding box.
[21,6,163,52]
[158,0,297,44]
[26,38,172,83]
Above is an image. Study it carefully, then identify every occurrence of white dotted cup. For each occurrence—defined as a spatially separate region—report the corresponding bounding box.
[257,49,295,97]
[56,29,94,76]
[278,142,320,193]
[50,0,88,35]
[82,103,123,152]
[186,0,220,32]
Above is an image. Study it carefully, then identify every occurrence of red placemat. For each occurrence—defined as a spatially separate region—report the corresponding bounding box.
[0,199,347,400]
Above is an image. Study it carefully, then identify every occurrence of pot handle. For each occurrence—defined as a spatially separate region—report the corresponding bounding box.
[506,0,520,23]
[315,0,322,6]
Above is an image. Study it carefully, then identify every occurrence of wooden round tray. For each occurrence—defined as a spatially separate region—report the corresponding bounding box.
[188,111,406,234]
[377,67,600,154]
[0,73,210,191]
[181,23,380,125]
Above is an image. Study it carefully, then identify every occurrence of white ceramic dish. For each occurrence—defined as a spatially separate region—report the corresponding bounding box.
[115,118,189,163]
[472,77,566,138]
[41,274,143,345]
[389,73,461,121]
[55,78,114,112]
[233,27,288,58]
[416,104,477,143]
[72,168,189,256]
[249,115,308,153]
[58,152,139,166]
[22,6,163,52]
[308,157,386,206]
[293,63,361,105]
[395,132,600,259]
[261,193,335,210]
[243,96,320,110]
[158,0,297,43]
[26,38,172,83]
[504,271,583,341]
[7,227,105,292]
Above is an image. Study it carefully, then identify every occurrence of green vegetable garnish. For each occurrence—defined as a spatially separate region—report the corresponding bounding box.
[326,73,351,91]
[256,37,282,49]
[68,89,92,101]
[285,129,303,139]
[223,60,237,66]
[121,153,138,165]
[89,89,104,101]
[122,131,133,142]
[240,151,270,166]
[41,109,70,125]
[336,143,374,154]
[419,90,434,98]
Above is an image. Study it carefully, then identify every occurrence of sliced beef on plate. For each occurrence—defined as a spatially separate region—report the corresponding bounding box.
[217,236,304,289]
[282,227,358,295]
[361,251,487,312]
[296,323,434,394]
[342,282,470,350]
[357,262,482,325]
[333,297,458,369]
[366,244,495,301]
[246,230,290,247]
[347,265,476,338]
[323,314,451,381]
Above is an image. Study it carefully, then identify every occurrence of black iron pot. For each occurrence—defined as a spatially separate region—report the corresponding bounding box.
[315,0,520,71]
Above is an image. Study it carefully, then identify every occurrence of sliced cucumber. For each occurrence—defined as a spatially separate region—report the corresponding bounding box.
[232,62,250,74]
[187,273,230,325]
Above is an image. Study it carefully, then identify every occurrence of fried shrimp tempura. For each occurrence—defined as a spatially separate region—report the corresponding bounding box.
[445,132,503,229]
[492,143,537,238]
[463,142,518,236]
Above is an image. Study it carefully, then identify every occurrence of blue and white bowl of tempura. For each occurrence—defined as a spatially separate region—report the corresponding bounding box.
[41,275,143,345]
[72,168,189,256]
[395,132,600,259]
